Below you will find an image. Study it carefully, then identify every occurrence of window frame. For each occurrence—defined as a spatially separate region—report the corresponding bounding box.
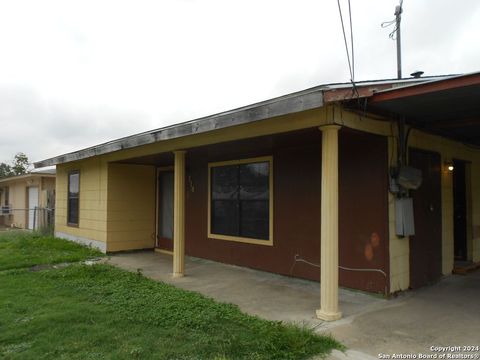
[207,156,273,246]
[67,170,80,227]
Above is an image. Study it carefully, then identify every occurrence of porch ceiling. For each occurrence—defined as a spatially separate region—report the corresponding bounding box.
[365,72,480,146]
[112,128,323,166]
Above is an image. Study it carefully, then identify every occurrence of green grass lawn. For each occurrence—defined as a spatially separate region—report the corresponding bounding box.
[0,232,342,359]
[0,231,103,271]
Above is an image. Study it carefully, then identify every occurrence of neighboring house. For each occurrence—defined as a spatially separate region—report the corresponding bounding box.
[0,170,56,230]
[34,72,480,321]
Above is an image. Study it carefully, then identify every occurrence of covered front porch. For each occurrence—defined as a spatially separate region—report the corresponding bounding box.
[106,124,390,322]
[106,250,386,327]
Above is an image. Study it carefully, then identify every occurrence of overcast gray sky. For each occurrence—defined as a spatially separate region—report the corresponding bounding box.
[0,0,479,165]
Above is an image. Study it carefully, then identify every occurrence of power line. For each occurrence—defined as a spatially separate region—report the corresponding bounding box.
[348,0,355,81]
[336,0,354,82]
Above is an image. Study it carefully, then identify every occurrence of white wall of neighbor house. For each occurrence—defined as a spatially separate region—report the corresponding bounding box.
[0,175,54,229]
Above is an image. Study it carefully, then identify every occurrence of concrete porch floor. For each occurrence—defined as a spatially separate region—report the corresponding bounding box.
[106,251,387,328]
[106,251,480,360]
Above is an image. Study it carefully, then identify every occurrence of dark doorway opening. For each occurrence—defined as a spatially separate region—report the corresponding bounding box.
[157,169,174,251]
[409,149,442,289]
[453,160,468,262]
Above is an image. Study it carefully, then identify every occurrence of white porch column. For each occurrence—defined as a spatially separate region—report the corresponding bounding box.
[173,150,186,278]
[316,125,342,321]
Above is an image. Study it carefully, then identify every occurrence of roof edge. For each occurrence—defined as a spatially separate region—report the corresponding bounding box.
[0,172,56,183]
[370,71,480,102]
[34,72,465,168]
[34,89,325,167]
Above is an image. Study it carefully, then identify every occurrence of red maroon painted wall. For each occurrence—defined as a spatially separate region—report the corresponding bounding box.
[339,130,390,293]
[182,128,389,293]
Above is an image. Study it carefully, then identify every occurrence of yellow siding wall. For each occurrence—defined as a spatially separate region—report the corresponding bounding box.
[56,158,108,244]
[106,163,156,252]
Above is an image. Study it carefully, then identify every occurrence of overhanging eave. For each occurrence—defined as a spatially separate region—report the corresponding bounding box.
[34,90,324,168]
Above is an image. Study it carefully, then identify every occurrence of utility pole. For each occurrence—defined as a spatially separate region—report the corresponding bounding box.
[382,0,404,79]
[395,1,403,79]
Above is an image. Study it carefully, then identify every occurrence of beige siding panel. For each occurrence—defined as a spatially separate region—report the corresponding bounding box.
[10,182,27,228]
[106,163,156,252]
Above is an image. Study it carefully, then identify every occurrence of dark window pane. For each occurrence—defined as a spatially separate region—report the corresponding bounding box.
[240,200,269,240]
[211,165,238,200]
[68,198,79,224]
[68,171,79,225]
[211,200,239,236]
[239,162,269,200]
[69,173,79,195]
[210,160,270,241]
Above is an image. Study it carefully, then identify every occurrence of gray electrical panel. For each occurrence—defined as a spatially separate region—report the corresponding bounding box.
[398,166,422,190]
[395,197,415,237]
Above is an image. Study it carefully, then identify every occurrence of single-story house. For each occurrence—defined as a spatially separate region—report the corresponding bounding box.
[34,72,480,321]
[0,170,56,230]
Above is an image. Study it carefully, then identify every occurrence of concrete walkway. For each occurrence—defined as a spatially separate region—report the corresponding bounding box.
[107,251,480,360]
[323,269,480,359]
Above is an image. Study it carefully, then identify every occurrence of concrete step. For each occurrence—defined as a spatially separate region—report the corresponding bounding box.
[453,261,480,274]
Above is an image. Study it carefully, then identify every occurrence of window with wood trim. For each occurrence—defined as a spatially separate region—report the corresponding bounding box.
[67,171,80,226]
[208,157,273,245]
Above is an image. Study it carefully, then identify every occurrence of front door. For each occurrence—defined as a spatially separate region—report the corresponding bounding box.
[409,149,442,289]
[157,170,174,251]
[27,186,39,230]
